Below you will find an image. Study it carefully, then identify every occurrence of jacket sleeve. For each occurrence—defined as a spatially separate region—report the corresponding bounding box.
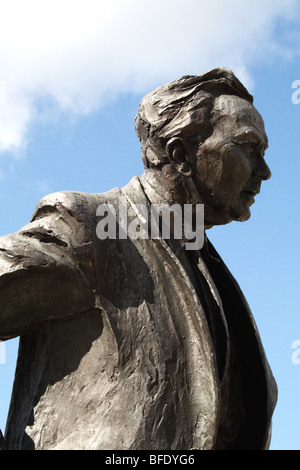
[0,192,98,340]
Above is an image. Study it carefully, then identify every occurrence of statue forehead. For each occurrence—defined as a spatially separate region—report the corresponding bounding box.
[211,94,268,145]
[213,94,265,129]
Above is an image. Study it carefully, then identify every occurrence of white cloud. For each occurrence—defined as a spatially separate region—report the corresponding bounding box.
[0,0,299,155]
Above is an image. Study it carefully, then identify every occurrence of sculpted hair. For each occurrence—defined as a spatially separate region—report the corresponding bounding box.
[135,67,253,168]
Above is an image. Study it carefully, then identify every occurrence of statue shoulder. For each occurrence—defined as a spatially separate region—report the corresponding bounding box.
[31,190,92,219]
[31,190,108,228]
[30,188,123,231]
[31,177,142,220]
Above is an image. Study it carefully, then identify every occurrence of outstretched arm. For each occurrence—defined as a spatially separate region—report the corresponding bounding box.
[0,193,98,340]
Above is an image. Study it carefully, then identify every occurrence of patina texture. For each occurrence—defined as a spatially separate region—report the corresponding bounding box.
[0,68,277,450]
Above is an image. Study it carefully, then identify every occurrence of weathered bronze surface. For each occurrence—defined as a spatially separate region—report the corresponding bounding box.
[0,68,277,450]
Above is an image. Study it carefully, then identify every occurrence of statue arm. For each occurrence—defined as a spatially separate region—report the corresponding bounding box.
[0,194,98,340]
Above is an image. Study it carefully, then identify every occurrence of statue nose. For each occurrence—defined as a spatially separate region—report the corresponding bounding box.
[253,159,271,181]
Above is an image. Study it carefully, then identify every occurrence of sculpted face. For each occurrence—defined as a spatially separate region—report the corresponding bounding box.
[190,95,271,226]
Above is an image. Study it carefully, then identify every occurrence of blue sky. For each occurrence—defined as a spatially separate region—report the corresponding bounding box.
[0,0,299,450]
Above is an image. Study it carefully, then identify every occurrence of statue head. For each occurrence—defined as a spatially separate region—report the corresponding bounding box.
[135,68,271,226]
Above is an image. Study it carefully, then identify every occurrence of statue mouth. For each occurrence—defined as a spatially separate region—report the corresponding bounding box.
[240,188,260,206]
[242,186,260,197]
[243,190,258,197]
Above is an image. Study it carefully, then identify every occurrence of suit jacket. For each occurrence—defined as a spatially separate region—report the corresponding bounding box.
[0,176,277,450]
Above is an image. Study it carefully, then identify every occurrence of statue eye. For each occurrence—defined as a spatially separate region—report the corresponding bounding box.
[228,139,266,160]
[244,141,264,156]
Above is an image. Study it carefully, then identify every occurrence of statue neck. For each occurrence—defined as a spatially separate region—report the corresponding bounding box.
[140,167,212,231]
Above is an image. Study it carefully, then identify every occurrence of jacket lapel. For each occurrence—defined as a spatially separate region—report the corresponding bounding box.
[121,177,220,449]
[203,238,278,448]
[120,176,276,449]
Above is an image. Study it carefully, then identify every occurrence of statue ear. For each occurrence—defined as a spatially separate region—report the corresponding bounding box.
[165,137,192,177]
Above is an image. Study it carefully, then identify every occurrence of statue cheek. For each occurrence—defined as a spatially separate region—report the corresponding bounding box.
[230,148,252,178]
[196,159,208,181]
[220,150,251,192]
[205,158,224,190]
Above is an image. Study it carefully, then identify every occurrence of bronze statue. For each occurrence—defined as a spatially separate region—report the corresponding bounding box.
[0,68,277,450]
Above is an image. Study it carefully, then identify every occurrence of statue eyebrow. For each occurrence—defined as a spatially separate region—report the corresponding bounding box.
[231,130,268,151]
